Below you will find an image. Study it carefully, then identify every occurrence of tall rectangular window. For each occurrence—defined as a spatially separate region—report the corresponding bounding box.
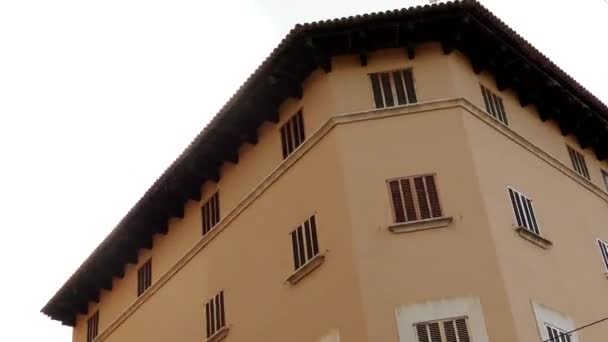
[370,69,417,109]
[597,240,608,272]
[201,192,220,236]
[280,110,305,159]
[567,145,590,180]
[205,291,226,338]
[508,187,540,236]
[87,311,99,342]
[388,174,443,224]
[290,215,320,270]
[415,317,471,342]
[601,170,608,191]
[545,324,572,342]
[480,85,508,126]
[137,259,152,297]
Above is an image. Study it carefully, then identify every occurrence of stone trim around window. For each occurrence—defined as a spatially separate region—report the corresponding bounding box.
[207,327,229,342]
[395,296,490,342]
[285,253,325,285]
[516,227,553,249]
[388,216,453,234]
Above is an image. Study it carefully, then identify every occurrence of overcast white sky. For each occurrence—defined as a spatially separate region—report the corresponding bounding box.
[0,0,606,341]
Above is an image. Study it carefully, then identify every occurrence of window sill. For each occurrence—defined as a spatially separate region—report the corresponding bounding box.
[285,253,325,285]
[207,327,229,342]
[388,217,453,234]
[515,227,552,249]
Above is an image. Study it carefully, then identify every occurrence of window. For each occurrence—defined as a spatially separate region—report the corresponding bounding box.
[602,170,608,191]
[137,259,152,297]
[290,215,320,270]
[567,145,590,180]
[480,85,508,126]
[598,240,608,272]
[508,187,540,235]
[201,192,220,236]
[205,291,226,338]
[545,324,572,342]
[388,174,443,224]
[370,69,417,109]
[280,110,305,159]
[415,317,471,342]
[86,311,99,342]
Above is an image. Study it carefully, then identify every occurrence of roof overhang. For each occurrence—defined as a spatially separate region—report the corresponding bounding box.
[42,0,608,325]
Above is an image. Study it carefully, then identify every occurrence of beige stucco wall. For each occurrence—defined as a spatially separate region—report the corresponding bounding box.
[463,112,608,342]
[72,43,608,342]
[334,107,518,342]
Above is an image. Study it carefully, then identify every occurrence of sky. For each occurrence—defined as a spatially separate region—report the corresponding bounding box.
[0,0,606,341]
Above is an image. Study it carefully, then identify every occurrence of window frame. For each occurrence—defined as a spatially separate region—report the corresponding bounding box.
[280,110,305,159]
[368,68,417,109]
[413,316,472,342]
[86,311,99,342]
[566,145,590,180]
[597,239,608,273]
[201,191,220,236]
[290,215,320,271]
[480,84,509,126]
[507,186,541,236]
[545,323,572,342]
[137,258,152,297]
[386,173,444,224]
[205,290,227,339]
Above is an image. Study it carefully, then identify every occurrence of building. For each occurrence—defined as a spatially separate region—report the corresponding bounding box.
[42,1,608,342]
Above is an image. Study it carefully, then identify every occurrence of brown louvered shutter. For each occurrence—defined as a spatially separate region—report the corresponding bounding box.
[443,320,458,342]
[205,291,226,338]
[455,318,470,342]
[290,215,320,270]
[416,324,430,342]
[389,180,406,222]
[379,72,394,107]
[388,174,443,224]
[425,175,442,218]
[414,176,431,220]
[393,70,407,105]
[400,178,418,221]
[428,322,442,342]
[370,73,384,108]
[416,318,471,342]
[403,69,417,103]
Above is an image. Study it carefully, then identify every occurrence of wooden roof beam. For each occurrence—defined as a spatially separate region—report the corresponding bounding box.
[305,37,332,73]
